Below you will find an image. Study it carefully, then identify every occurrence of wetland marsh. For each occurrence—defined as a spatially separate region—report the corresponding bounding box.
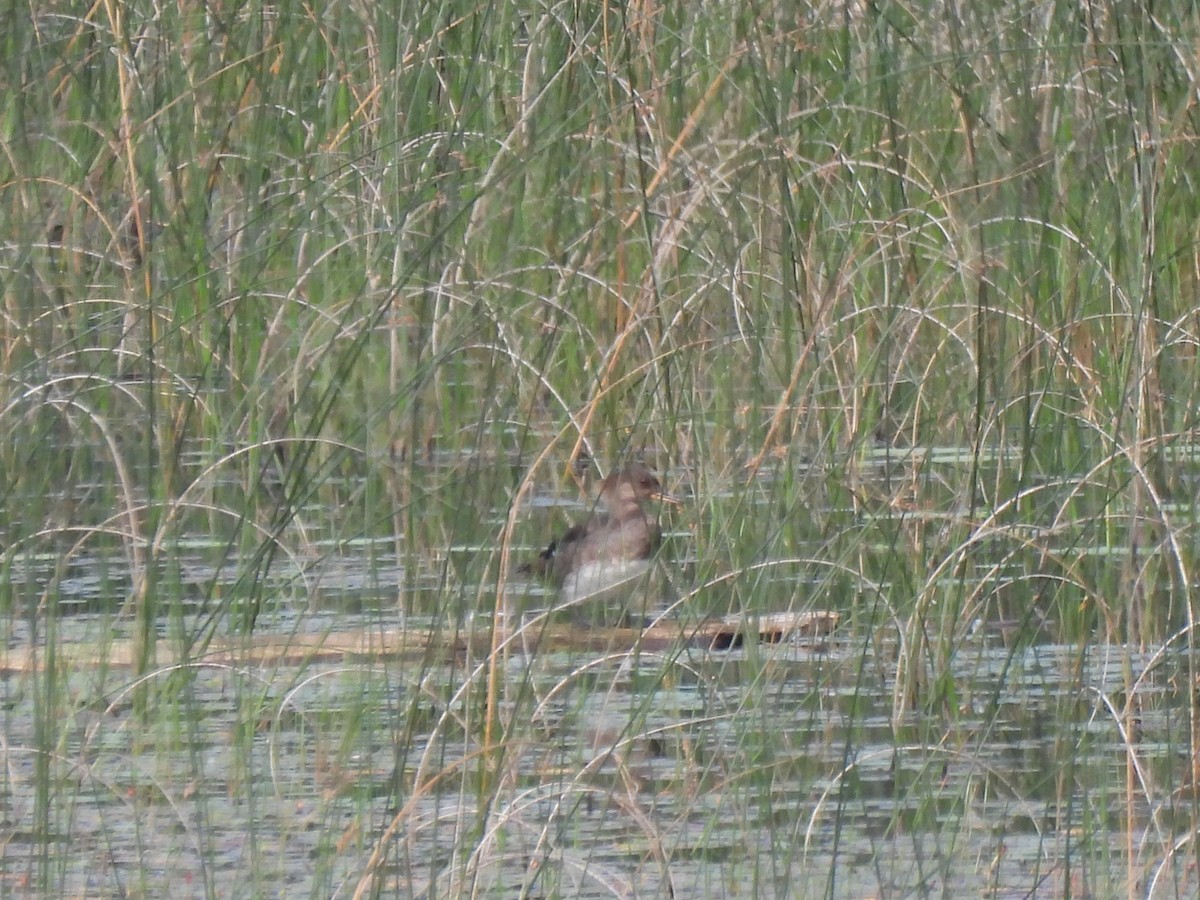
[5,1,1200,896]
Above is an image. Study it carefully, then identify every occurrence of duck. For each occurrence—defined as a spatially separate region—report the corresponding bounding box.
[524,464,679,604]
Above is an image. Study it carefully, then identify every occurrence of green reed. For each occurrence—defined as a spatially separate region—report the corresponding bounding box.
[3,0,1200,895]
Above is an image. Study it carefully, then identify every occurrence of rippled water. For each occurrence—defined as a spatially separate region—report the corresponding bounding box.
[3,605,1196,897]
[1,456,1197,898]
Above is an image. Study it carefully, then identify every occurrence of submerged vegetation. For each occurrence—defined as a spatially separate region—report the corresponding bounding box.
[3,0,1200,895]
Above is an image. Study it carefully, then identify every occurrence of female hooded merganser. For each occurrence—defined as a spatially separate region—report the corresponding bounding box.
[525,464,679,604]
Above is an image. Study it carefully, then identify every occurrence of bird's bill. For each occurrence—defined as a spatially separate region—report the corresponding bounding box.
[651,488,682,506]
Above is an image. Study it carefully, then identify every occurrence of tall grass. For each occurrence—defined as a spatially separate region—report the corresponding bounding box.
[3,0,1200,895]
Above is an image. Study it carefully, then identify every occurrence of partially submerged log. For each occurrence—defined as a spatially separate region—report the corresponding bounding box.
[699,610,841,650]
[0,610,840,674]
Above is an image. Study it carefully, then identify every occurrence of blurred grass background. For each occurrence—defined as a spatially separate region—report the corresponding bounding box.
[5,0,1197,639]
[4,0,1200,894]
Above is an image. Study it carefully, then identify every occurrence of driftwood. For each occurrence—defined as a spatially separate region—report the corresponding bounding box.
[0,610,840,674]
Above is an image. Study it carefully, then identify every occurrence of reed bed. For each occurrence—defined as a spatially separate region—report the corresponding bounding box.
[2,0,1200,895]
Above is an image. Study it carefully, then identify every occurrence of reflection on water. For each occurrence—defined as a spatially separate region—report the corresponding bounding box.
[1,455,1197,898]
[1,604,1196,897]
